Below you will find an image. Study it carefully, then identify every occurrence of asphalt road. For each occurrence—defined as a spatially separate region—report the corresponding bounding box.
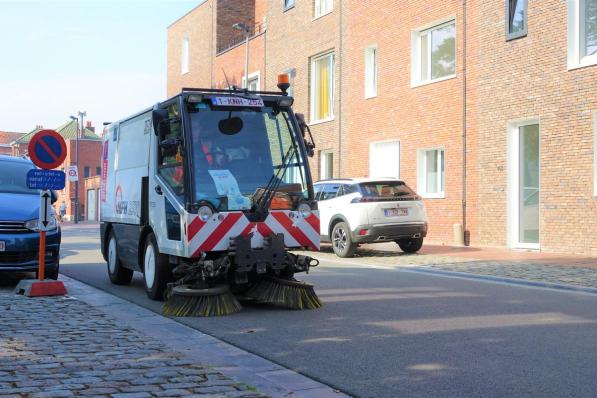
[58,225,597,398]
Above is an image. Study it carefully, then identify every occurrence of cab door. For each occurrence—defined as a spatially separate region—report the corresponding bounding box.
[149,99,186,256]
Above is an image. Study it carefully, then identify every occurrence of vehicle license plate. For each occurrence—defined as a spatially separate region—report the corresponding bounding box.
[384,208,408,217]
[0,241,4,252]
[211,96,264,107]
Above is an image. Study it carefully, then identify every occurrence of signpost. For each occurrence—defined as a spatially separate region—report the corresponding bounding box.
[15,130,68,297]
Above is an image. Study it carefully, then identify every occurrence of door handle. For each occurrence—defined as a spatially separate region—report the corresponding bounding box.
[155,185,163,195]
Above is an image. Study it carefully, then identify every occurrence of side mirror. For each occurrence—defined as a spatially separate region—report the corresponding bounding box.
[295,113,307,137]
[160,138,180,158]
[50,190,58,204]
[152,108,170,136]
[295,113,315,158]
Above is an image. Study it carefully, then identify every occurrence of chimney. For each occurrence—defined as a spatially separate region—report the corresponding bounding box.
[85,121,95,133]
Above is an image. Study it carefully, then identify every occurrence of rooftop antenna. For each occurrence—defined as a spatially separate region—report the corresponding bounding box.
[222,69,233,93]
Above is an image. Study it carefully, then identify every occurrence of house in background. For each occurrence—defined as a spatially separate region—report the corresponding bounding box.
[0,131,24,155]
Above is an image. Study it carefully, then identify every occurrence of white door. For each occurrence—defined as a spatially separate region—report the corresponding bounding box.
[87,189,96,221]
[370,141,400,178]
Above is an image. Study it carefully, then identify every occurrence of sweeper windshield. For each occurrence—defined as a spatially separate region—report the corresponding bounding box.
[187,100,309,211]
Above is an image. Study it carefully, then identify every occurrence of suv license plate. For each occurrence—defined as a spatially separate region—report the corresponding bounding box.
[0,241,4,252]
[384,208,408,217]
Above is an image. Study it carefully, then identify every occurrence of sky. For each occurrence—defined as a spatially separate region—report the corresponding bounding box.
[0,0,202,133]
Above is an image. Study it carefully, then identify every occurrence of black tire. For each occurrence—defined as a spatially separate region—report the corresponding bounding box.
[46,264,59,280]
[107,231,133,285]
[331,222,357,258]
[142,233,172,301]
[37,263,59,280]
[396,237,424,253]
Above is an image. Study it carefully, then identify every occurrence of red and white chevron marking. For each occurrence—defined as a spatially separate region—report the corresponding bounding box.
[186,210,320,258]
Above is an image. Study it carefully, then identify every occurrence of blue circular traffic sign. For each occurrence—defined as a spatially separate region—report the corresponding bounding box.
[28,130,67,170]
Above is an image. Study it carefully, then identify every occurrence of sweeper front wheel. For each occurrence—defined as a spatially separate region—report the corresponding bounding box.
[162,285,242,317]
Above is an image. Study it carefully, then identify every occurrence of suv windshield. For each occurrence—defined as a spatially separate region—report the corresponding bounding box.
[0,160,36,195]
[188,101,308,211]
[358,181,417,198]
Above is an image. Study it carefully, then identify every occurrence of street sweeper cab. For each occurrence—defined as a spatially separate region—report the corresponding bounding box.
[99,75,322,316]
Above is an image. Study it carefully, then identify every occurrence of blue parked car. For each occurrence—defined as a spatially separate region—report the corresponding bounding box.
[0,155,61,279]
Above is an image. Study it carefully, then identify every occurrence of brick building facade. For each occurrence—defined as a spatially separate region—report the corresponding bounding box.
[167,0,597,254]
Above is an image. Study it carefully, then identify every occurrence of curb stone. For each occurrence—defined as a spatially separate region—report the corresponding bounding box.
[60,275,350,398]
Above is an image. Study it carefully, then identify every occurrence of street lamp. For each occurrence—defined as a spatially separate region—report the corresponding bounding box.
[232,22,250,89]
[69,111,85,224]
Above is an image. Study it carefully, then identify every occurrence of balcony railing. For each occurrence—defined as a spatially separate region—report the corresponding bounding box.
[216,22,266,54]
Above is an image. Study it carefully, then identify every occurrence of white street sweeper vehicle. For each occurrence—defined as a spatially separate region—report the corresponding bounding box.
[99,76,321,316]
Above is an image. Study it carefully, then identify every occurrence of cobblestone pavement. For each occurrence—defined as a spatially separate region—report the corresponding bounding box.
[421,261,597,289]
[0,286,266,398]
[304,245,597,291]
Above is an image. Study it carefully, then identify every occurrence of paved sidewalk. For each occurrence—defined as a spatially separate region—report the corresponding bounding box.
[305,243,597,291]
[0,276,347,398]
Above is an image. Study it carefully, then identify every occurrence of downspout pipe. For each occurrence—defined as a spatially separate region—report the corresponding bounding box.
[462,0,468,245]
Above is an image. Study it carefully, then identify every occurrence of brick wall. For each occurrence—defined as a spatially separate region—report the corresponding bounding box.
[217,0,256,53]
[475,0,597,254]
[342,0,470,244]
[167,1,216,96]
[214,33,265,89]
[265,0,341,181]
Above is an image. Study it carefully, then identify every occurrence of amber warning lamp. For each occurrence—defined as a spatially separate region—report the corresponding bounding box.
[277,74,290,95]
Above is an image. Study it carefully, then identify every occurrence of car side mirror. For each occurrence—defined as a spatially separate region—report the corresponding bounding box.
[152,108,173,137]
[50,190,58,204]
[295,113,315,158]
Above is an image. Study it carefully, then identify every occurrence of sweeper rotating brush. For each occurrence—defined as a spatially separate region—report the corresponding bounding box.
[245,276,323,310]
[162,285,242,317]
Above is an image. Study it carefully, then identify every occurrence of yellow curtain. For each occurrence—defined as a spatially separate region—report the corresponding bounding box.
[318,58,330,119]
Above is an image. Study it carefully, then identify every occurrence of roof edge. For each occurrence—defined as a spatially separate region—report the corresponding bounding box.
[167,0,209,29]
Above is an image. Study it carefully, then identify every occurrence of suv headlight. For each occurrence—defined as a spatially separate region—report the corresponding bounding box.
[198,205,214,222]
[25,216,58,232]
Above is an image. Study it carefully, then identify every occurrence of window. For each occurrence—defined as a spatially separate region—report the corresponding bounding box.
[506,0,527,40]
[310,53,334,122]
[284,0,295,10]
[365,46,377,98]
[319,183,340,201]
[417,148,445,198]
[84,166,90,178]
[320,150,333,179]
[181,37,189,74]
[242,71,260,91]
[568,0,597,69]
[412,19,456,86]
[314,0,333,18]
[370,141,399,178]
[96,166,101,176]
[158,102,184,196]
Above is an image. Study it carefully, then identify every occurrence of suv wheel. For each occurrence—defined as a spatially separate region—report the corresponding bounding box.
[332,222,356,258]
[143,233,172,300]
[107,231,134,285]
[396,237,424,253]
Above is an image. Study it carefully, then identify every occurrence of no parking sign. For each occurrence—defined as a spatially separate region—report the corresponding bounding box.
[28,129,67,169]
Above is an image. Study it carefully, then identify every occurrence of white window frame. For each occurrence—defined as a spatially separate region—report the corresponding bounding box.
[369,140,400,179]
[284,0,295,11]
[320,150,333,180]
[310,52,335,124]
[314,0,333,19]
[417,147,445,199]
[242,71,261,91]
[181,36,189,74]
[411,17,457,87]
[364,45,378,98]
[568,0,597,70]
[507,118,541,250]
[283,67,296,97]
[594,112,597,196]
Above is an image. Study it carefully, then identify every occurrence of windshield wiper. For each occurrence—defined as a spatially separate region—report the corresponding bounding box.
[252,144,296,219]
